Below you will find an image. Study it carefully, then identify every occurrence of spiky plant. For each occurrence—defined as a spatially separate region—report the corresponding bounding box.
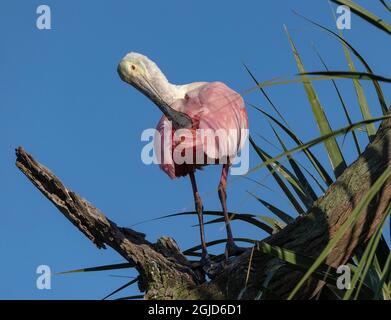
[59,0,390,300]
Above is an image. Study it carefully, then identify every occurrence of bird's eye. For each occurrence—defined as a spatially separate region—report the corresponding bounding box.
[131,65,136,70]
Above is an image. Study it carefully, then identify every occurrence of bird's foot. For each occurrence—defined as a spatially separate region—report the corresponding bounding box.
[191,253,211,269]
[200,253,211,265]
[191,253,220,279]
[225,242,246,260]
[200,253,213,273]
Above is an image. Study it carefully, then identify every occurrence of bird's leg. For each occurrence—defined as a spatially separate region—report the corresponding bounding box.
[218,162,246,259]
[189,171,210,266]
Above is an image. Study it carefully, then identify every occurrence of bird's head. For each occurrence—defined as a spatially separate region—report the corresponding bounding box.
[117,52,193,129]
[117,52,155,92]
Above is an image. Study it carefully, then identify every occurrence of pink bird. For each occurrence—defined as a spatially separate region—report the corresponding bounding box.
[118,52,248,265]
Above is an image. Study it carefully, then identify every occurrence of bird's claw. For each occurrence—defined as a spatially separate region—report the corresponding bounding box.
[191,253,220,279]
[191,253,211,269]
[225,242,246,259]
[200,253,212,269]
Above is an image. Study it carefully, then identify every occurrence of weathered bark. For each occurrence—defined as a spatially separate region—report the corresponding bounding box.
[15,114,391,299]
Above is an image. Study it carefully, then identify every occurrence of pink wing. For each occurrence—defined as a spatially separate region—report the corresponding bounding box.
[155,82,248,179]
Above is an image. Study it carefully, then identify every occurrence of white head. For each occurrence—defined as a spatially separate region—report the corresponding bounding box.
[117,52,193,129]
[118,52,169,100]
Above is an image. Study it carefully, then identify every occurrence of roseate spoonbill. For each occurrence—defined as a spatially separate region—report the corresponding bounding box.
[118,52,248,265]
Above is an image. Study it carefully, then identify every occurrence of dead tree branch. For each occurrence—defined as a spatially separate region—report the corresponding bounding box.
[15,113,391,299]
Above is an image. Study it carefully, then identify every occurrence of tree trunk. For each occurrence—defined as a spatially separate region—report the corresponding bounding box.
[15,114,391,299]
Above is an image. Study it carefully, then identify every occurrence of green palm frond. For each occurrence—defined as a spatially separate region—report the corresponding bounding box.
[285,25,347,178]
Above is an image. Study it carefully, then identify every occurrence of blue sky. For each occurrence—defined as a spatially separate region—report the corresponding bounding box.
[1,1,390,299]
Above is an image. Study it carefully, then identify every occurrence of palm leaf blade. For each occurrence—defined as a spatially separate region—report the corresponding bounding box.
[288,165,391,299]
[285,26,347,178]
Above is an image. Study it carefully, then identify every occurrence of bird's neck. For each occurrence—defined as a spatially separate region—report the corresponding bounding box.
[143,72,206,110]
[143,70,179,108]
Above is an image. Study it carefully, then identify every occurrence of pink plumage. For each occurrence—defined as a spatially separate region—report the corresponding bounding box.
[155,82,248,179]
[118,52,249,262]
